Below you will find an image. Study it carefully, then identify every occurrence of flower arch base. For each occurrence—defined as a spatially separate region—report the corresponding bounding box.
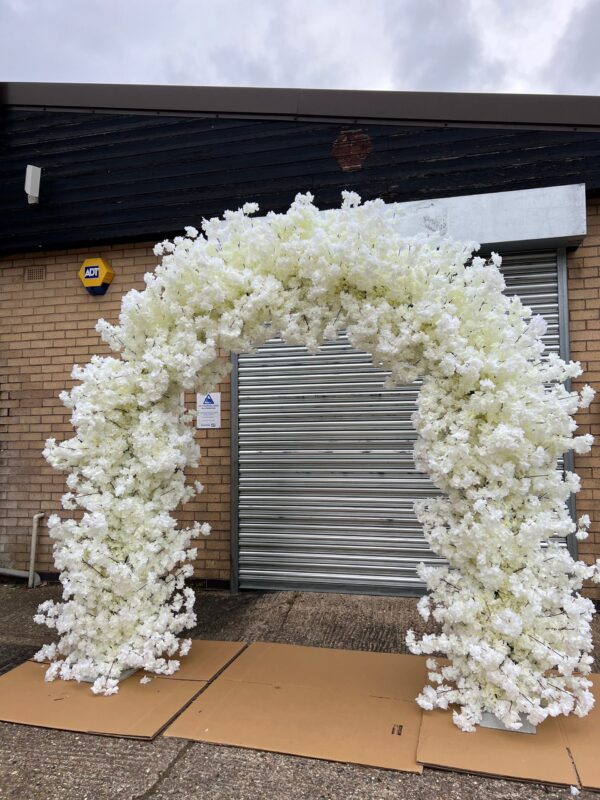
[481,710,537,734]
[37,193,599,728]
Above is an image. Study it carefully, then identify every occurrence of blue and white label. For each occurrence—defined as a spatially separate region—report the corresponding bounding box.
[84,265,99,279]
[197,392,221,429]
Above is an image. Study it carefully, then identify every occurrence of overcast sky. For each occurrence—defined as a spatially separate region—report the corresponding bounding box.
[1,0,599,95]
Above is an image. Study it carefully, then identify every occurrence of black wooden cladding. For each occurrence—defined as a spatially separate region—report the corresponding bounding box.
[2,108,600,255]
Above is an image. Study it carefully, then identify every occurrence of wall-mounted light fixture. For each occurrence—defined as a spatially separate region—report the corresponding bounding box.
[24,164,41,204]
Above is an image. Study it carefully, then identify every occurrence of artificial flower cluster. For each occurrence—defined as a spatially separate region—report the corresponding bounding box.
[37,193,598,727]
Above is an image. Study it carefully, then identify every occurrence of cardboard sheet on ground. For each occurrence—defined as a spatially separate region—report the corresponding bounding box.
[417,707,579,786]
[7,639,244,739]
[144,639,245,682]
[0,661,203,738]
[558,674,600,791]
[164,642,425,772]
[215,641,430,699]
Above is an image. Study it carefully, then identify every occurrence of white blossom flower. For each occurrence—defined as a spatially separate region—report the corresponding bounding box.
[36,192,598,724]
[179,638,192,656]
[579,385,595,409]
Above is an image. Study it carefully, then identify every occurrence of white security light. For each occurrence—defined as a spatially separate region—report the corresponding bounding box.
[25,164,41,204]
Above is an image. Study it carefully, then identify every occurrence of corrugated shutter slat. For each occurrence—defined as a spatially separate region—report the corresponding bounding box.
[236,251,562,594]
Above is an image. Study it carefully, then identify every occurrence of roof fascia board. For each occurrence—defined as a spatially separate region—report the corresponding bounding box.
[3,82,600,131]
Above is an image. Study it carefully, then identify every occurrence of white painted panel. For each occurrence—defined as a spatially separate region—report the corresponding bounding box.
[388,183,586,249]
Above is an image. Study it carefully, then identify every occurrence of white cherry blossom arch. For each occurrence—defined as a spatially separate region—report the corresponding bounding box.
[37,192,599,731]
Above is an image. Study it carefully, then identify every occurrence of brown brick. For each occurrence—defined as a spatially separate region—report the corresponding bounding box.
[569,202,600,598]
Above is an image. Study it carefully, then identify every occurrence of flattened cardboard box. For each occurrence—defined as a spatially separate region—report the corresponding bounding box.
[417,673,600,787]
[144,639,245,682]
[164,641,426,772]
[8,639,245,739]
[558,675,600,791]
[0,661,203,739]
[417,708,578,786]
[217,641,430,699]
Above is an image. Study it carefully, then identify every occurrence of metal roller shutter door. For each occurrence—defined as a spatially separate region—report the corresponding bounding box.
[235,251,567,594]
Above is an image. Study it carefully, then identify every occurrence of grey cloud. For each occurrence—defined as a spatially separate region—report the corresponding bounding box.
[1,0,357,88]
[202,16,354,90]
[541,1,600,95]
[384,0,505,91]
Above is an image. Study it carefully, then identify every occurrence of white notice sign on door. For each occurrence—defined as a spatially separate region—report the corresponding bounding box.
[197,392,221,429]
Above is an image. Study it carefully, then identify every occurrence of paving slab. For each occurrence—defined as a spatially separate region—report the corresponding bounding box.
[0,723,186,800]
[0,643,37,677]
[0,585,59,647]
[190,589,440,654]
[190,589,296,642]
[268,590,439,653]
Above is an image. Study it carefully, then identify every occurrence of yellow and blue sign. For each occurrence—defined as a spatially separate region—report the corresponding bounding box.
[78,258,115,296]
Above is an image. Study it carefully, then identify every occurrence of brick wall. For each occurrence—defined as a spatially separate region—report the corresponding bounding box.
[0,242,231,581]
[568,200,600,599]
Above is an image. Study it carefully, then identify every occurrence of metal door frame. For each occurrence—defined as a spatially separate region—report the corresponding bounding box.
[558,247,578,559]
[230,354,241,592]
